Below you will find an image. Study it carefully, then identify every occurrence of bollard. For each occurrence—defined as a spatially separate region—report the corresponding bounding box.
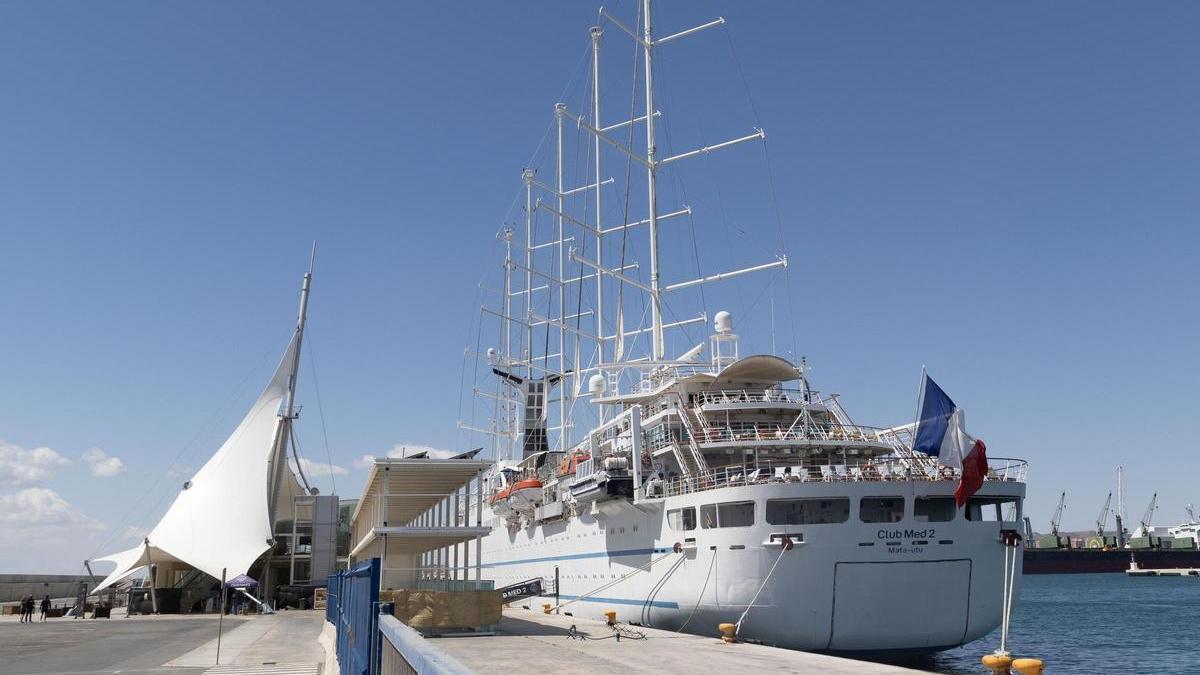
[718,623,737,643]
[1012,658,1045,675]
[604,610,617,625]
[982,653,1013,674]
[542,603,552,615]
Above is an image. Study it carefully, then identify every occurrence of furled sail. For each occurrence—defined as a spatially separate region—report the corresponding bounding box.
[91,333,299,594]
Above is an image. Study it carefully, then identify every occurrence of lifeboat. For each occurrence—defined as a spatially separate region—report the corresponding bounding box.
[507,478,544,513]
[559,450,591,477]
[489,483,515,516]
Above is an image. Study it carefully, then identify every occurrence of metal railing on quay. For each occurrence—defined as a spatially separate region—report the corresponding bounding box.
[649,456,1028,499]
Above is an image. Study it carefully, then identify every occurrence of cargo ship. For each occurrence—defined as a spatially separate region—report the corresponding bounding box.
[1024,548,1200,574]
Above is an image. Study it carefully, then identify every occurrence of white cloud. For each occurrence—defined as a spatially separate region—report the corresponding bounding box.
[0,487,106,532]
[0,487,109,574]
[353,444,458,469]
[0,440,71,486]
[292,457,348,477]
[82,448,127,478]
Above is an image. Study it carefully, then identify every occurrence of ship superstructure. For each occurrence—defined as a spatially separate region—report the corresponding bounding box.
[451,0,1028,653]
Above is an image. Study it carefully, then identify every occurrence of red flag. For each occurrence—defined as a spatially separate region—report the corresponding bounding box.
[954,439,988,507]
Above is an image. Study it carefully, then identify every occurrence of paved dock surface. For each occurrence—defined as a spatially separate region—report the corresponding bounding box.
[433,610,930,674]
[166,611,325,673]
[0,614,241,675]
[0,610,325,675]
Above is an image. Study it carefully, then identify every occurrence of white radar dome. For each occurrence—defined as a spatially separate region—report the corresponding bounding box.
[486,347,497,363]
[588,374,606,395]
[714,310,733,334]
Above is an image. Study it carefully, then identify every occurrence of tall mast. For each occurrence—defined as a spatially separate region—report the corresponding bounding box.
[285,244,315,419]
[501,229,515,461]
[267,246,315,534]
[591,26,605,370]
[555,102,567,450]
[642,0,664,361]
[522,167,535,380]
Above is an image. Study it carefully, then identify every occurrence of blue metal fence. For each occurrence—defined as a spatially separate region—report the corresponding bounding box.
[326,558,380,675]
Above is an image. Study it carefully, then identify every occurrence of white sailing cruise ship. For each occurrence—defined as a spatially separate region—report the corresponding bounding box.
[454,0,1028,653]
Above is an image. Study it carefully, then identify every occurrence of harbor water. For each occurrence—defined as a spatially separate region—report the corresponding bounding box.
[919,572,1200,674]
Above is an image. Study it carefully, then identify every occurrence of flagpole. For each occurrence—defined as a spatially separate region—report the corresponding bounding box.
[910,366,929,471]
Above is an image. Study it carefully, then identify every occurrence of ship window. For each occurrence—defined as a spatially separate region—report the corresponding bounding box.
[667,507,696,531]
[700,501,755,528]
[966,497,1020,523]
[860,497,905,523]
[914,497,956,523]
[766,498,850,525]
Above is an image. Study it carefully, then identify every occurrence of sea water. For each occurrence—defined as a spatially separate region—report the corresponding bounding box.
[922,572,1200,674]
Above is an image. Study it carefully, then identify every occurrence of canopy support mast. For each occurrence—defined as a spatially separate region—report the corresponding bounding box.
[264,246,314,594]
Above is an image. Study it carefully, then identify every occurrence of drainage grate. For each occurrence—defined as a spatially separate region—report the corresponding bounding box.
[204,664,320,675]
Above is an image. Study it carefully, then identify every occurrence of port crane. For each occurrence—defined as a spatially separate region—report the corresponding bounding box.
[1050,491,1066,537]
[1096,492,1112,537]
[1115,466,1127,548]
[1137,492,1158,538]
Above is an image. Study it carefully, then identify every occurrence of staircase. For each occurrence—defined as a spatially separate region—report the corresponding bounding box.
[672,394,711,479]
[175,568,217,614]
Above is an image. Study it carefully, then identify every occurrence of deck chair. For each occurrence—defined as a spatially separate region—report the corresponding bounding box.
[819,465,834,482]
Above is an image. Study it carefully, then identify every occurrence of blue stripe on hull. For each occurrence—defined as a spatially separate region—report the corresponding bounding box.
[482,546,671,567]
[554,593,679,609]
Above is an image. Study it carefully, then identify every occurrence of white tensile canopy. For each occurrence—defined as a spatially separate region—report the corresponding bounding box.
[91,334,299,595]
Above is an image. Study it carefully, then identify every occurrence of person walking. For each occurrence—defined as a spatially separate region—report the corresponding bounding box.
[39,595,50,622]
[20,594,33,623]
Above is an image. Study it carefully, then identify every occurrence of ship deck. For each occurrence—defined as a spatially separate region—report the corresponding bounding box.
[424,608,932,674]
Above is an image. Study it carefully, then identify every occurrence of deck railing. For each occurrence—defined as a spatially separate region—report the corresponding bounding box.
[647,456,1028,499]
[693,388,815,407]
[689,421,891,446]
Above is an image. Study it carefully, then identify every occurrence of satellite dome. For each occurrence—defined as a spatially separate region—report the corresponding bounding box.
[588,374,606,395]
[486,347,498,363]
[714,310,733,334]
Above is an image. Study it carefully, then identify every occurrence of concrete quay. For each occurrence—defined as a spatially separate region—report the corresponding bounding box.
[417,608,932,674]
[0,608,325,675]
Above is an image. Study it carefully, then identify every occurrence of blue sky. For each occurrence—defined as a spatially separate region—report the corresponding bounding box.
[1,1,1198,573]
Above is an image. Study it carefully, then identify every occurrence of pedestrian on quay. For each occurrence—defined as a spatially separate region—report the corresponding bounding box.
[20,594,34,623]
[40,595,50,622]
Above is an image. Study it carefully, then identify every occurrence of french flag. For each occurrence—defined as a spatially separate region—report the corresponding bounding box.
[912,373,989,507]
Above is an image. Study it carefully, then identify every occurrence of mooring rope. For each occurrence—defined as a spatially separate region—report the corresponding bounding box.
[550,549,677,613]
[677,550,716,633]
[734,542,791,636]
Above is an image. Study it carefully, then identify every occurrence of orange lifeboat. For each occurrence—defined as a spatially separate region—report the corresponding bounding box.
[508,477,544,512]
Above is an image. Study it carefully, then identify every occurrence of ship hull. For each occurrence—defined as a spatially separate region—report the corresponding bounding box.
[481,479,1024,653]
[1023,548,1200,574]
